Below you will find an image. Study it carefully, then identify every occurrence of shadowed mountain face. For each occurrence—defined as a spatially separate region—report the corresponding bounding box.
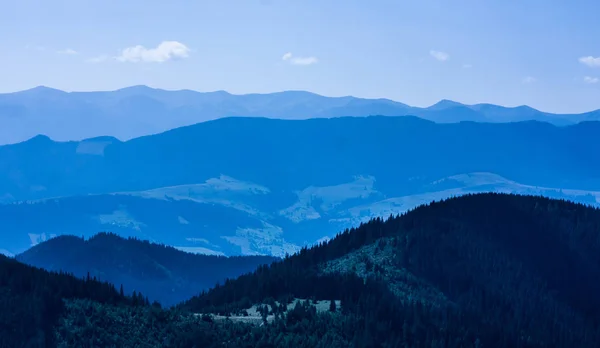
[1,86,600,144]
[16,233,277,306]
[177,193,600,347]
[1,116,600,257]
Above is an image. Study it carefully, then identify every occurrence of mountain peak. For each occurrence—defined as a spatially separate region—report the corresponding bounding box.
[118,85,154,90]
[27,134,53,143]
[427,99,465,110]
[513,105,538,112]
[116,85,158,93]
[19,85,67,95]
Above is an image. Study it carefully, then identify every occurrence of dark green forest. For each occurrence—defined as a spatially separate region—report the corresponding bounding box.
[179,193,600,347]
[2,193,600,347]
[16,232,277,306]
[0,253,149,347]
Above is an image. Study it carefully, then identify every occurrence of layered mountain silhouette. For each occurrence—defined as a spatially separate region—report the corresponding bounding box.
[2,85,600,144]
[2,116,600,256]
[3,194,600,347]
[16,233,277,306]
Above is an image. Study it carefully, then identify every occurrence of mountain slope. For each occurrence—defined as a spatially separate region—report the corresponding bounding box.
[2,171,600,258]
[2,250,273,348]
[0,190,286,257]
[0,250,357,347]
[16,233,277,306]
[2,117,600,257]
[2,85,600,144]
[4,194,600,347]
[181,193,600,347]
[3,116,600,203]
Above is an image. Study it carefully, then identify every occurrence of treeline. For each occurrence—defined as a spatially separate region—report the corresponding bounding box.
[181,193,600,347]
[0,254,146,347]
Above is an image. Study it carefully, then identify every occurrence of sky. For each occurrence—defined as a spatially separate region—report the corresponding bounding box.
[0,0,599,113]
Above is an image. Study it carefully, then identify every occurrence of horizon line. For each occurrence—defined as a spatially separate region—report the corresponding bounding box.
[4,84,595,115]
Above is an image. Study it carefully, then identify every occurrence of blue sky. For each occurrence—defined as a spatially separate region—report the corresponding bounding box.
[1,0,599,113]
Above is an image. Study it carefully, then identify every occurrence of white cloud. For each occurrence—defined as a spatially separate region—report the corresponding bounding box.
[281,52,318,66]
[58,48,78,55]
[116,41,190,63]
[462,64,472,69]
[291,56,318,65]
[584,76,599,84]
[522,76,536,84]
[87,55,109,63]
[430,50,449,62]
[579,56,600,68]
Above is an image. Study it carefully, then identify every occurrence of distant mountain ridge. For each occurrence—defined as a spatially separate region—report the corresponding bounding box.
[16,232,277,306]
[1,85,600,144]
[3,116,600,201]
[2,116,600,257]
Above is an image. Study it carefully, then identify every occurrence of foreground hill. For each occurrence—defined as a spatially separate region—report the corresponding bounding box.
[181,193,600,347]
[3,193,600,347]
[16,233,277,306]
[0,252,140,347]
[2,85,600,144]
[1,249,352,347]
[2,251,276,347]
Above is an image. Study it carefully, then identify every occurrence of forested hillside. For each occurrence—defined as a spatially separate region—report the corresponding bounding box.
[182,193,600,347]
[0,252,278,347]
[3,193,600,347]
[0,253,146,347]
[17,233,277,306]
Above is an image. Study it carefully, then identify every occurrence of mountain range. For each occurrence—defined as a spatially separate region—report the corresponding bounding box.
[2,116,600,257]
[15,233,277,306]
[2,85,600,144]
[3,193,600,347]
